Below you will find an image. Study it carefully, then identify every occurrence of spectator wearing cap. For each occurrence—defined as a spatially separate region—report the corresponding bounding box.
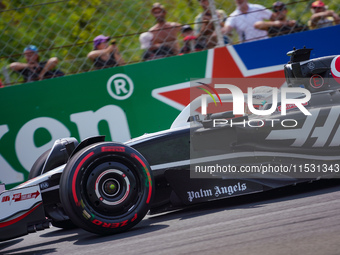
[308,0,340,29]
[179,25,205,54]
[9,45,63,83]
[148,3,181,58]
[254,2,308,37]
[222,0,274,43]
[194,0,228,47]
[87,35,125,69]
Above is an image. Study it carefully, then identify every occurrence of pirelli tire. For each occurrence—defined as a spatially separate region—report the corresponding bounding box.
[59,142,154,235]
[28,149,51,179]
[29,149,76,230]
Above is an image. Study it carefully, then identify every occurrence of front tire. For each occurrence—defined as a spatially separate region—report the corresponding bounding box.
[59,142,154,235]
[28,149,51,179]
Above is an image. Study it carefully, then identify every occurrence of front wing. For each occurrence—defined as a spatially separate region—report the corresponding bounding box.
[0,185,49,241]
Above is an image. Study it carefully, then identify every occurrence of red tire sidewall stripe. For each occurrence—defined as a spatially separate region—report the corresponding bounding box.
[130,153,153,204]
[72,151,94,205]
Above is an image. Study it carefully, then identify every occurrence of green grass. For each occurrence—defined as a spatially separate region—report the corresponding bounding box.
[0,0,338,85]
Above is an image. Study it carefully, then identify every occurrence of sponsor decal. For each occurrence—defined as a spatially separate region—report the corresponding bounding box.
[187,182,247,202]
[266,106,340,147]
[12,191,40,202]
[82,209,91,220]
[331,56,340,84]
[102,146,125,152]
[1,196,10,203]
[39,182,49,190]
[2,191,40,203]
[107,73,134,100]
[277,102,308,112]
[152,46,285,113]
[307,61,315,70]
[90,213,138,228]
[310,74,324,89]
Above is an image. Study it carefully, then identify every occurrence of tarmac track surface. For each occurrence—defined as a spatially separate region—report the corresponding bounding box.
[1,179,340,255]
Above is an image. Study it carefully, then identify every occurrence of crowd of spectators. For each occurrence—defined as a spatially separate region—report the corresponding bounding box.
[6,0,339,84]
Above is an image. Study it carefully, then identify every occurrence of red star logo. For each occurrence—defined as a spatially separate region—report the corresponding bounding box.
[153,46,286,111]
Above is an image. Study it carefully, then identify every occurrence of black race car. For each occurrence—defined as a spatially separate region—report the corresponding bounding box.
[1,48,340,241]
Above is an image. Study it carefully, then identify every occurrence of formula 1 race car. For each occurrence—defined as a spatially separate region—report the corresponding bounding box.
[1,48,340,241]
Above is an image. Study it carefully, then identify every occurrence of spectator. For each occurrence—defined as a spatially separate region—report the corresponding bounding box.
[147,3,181,59]
[308,0,340,29]
[139,32,156,61]
[194,0,228,47]
[179,25,205,54]
[9,45,63,83]
[195,10,222,49]
[87,35,125,69]
[222,0,274,43]
[254,2,308,37]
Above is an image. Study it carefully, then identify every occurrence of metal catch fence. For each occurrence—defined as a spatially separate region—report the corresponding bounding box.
[0,0,339,86]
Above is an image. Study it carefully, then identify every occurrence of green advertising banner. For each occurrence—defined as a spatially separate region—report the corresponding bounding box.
[3,25,338,188]
[0,51,208,188]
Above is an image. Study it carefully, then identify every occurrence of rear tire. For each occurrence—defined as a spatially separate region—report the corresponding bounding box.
[29,149,76,230]
[59,142,154,235]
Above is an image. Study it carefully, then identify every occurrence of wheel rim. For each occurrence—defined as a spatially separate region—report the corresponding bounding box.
[84,159,139,217]
[94,169,131,206]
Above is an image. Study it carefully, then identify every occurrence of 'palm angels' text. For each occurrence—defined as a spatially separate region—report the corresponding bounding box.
[187,182,247,202]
